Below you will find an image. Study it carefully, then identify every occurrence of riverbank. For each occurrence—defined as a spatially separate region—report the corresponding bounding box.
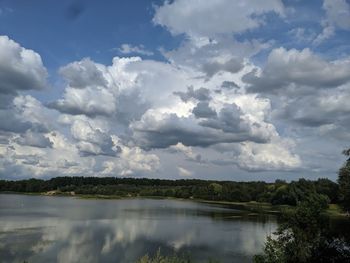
[1,190,347,218]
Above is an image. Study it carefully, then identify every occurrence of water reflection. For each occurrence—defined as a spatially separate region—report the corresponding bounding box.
[0,194,277,263]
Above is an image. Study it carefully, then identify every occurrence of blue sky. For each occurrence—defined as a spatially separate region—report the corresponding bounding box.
[0,0,349,181]
[0,0,177,70]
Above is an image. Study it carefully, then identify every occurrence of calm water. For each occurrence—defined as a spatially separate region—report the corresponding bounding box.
[0,194,277,263]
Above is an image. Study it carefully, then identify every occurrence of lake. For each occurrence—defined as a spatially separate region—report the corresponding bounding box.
[0,194,277,263]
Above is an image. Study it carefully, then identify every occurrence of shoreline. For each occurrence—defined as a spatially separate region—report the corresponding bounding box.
[1,191,347,218]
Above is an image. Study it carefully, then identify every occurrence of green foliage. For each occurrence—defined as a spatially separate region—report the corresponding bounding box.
[254,149,350,263]
[136,250,191,263]
[314,178,339,203]
[254,194,330,263]
[254,236,286,263]
[0,176,341,207]
[208,183,223,194]
[338,149,350,212]
[136,249,220,263]
[270,179,329,206]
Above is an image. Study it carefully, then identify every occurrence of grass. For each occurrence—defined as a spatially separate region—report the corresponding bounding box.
[325,203,348,218]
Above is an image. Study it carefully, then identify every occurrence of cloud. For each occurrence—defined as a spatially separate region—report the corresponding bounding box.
[56,159,78,168]
[0,37,51,137]
[221,81,240,90]
[277,84,350,129]
[131,104,275,149]
[313,0,350,45]
[192,102,217,119]
[13,95,55,132]
[162,37,269,79]
[14,131,53,148]
[70,118,120,157]
[49,58,120,117]
[174,86,211,102]
[117,44,154,56]
[201,57,243,77]
[168,143,202,163]
[0,109,32,133]
[212,138,301,172]
[102,137,160,176]
[0,35,47,94]
[244,47,350,93]
[199,103,247,133]
[48,86,117,117]
[178,166,193,177]
[288,27,317,44]
[153,0,284,37]
[312,26,335,45]
[0,131,98,179]
[0,95,53,134]
[50,56,184,119]
[323,0,350,30]
[234,139,301,171]
[59,58,107,88]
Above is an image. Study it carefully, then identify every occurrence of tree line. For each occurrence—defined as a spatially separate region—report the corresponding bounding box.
[0,176,343,206]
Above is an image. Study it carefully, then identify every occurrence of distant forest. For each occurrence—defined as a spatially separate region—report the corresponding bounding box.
[0,176,340,206]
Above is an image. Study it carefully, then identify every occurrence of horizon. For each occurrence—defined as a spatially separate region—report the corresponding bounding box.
[0,0,350,182]
[0,175,338,184]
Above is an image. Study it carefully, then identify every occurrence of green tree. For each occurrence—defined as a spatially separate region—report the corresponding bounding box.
[254,193,329,263]
[338,149,350,212]
[208,183,222,194]
[137,249,191,263]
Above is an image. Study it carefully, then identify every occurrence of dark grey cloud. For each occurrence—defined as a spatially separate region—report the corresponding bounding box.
[59,58,107,88]
[173,86,211,102]
[12,154,40,166]
[0,133,9,145]
[0,98,50,135]
[199,104,248,133]
[21,157,40,166]
[243,48,350,94]
[14,131,53,148]
[48,100,113,118]
[131,108,273,150]
[0,110,32,133]
[192,101,217,118]
[0,94,16,109]
[275,87,350,131]
[221,81,240,89]
[116,89,151,125]
[78,136,121,157]
[202,57,243,77]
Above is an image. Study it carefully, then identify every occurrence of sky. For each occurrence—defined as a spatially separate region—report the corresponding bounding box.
[0,0,349,181]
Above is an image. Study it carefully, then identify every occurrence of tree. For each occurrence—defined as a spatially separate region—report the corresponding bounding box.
[254,193,330,263]
[314,178,339,203]
[338,149,350,212]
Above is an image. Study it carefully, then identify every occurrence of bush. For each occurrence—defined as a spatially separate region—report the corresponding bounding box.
[136,250,191,263]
